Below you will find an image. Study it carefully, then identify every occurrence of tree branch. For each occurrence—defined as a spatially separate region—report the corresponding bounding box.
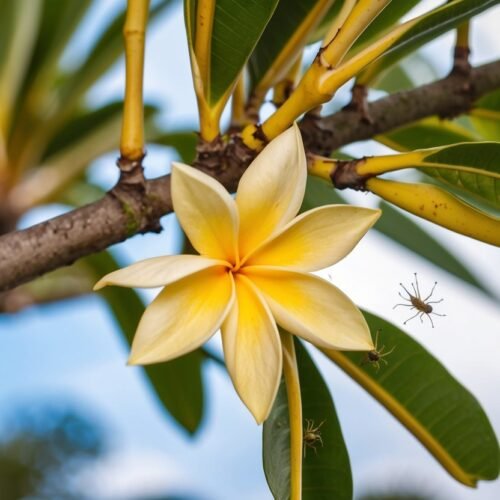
[1,60,499,292]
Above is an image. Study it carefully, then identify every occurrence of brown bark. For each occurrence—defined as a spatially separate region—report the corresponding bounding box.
[1,60,499,292]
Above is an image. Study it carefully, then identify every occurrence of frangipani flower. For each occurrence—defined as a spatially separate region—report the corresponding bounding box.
[95,124,380,423]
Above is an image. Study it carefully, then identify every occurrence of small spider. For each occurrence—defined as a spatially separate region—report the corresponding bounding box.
[394,273,446,328]
[361,330,395,371]
[303,419,325,457]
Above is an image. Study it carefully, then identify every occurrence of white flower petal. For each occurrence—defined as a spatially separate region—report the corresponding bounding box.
[129,268,234,365]
[221,274,282,424]
[244,205,380,271]
[244,266,374,351]
[171,162,239,263]
[236,123,307,258]
[94,254,229,290]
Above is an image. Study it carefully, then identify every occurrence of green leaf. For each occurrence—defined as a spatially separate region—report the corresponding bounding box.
[376,201,493,297]
[152,130,198,163]
[321,311,499,487]
[85,251,205,435]
[0,0,42,133]
[248,0,333,96]
[350,0,422,54]
[58,0,174,113]
[21,0,92,95]
[185,0,279,107]
[263,338,352,500]
[296,340,352,500]
[262,377,290,499]
[371,53,438,93]
[419,142,500,208]
[358,0,499,85]
[470,89,500,141]
[377,118,477,151]
[300,175,346,213]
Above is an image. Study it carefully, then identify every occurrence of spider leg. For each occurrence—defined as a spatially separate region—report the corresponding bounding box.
[404,311,420,324]
[393,303,413,309]
[414,273,422,297]
[398,292,411,301]
[427,298,444,304]
[426,314,435,328]
[380,357,388,366]
[424,281,438,301]
[382,345,396,357]
[431,312,446,317]
[411,281,419,298]
[399,283,413,298]
[419,312,424,324]
[374,330,380,348]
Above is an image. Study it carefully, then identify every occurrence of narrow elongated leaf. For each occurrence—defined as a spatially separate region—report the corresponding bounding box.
[22,0,92,93]
[86,251,205,435]
[420,143,500,207]
[300,175,346,213]
[367,177,500,246]
[248,0,334,97]
[376,118,477,151]
[263,338,352,500]
[371,53,438,93]
[350,0,422,54]
[152,130,198,163]
[185,0,278,108]
[470,89,500,141]
[321,311,499,487]
[354,0,499,86]
[296,340,352,500]
[58,0,174,113]
[0,0,41,134]
[358,143,500,208]
[376,201,493,297]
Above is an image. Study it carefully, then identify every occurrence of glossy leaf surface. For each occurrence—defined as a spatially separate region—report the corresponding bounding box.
[263,338,352,499]
[322,311,499,487]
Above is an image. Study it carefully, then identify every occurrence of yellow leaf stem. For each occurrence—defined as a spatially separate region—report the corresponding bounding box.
[120,0,150,160]
[321,348,479,487]
[281,331,303,500]
[243,0,403,147]
[367,177,500,246]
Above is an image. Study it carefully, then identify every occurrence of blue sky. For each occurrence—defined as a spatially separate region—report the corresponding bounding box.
[1,1,500,499]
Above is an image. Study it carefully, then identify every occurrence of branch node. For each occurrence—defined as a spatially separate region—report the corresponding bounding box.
[116,154,146,186]
[331,159,368,191]
[343,83,374,124]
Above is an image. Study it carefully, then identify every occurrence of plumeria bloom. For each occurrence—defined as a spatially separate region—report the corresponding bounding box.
[95,124,380,423]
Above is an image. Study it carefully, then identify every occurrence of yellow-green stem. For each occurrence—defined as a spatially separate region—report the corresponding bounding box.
[245,0,398,146]
[320,0,391,68]
[194,0,215,85]
[230,73,247,128]
[273,53,303,107]
[322,0,356,48]
[121,0,150,160]
[307,154,338,181]
[281,331,303,500]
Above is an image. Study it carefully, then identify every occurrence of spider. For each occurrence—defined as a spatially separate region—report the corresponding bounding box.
[361,330,395,372]
[303,419,325,457]
[394,273,445,328]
